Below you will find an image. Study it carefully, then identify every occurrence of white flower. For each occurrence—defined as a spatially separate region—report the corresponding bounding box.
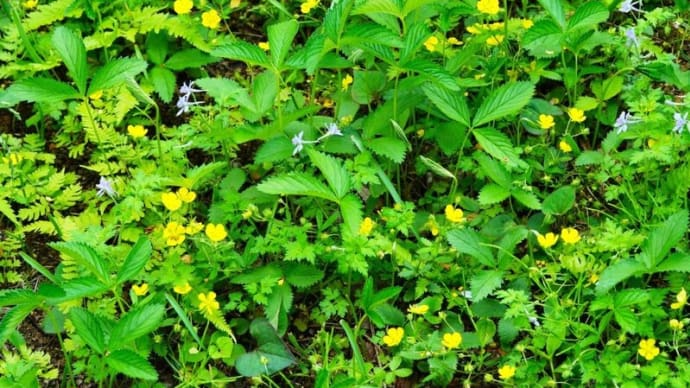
[673,112,688,133]
[176,94,203,116]
[619,0,642,13]
[614,111,640,134]
[317,123,343,141]
[625,27,639,48]
[292,131,305,155]
[96,177,117,198]
[179,81,203,96]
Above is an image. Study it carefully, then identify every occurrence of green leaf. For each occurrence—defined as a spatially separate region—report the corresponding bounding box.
[50,242,109,284]
[266,284,292,335]
[49,277,108,304]
[470,270,504,302]
[613,308,638,334]
[251,71,278,115]
[323,0,352,42]
[235,318,295,377]
[116,237,152,284]
[537,0,566,29]
[149,66,176,103]
[567,2,609,32]
[109,304,165,350]
[0,304,38,347]
[307,149,350,199]
[283,263,324,288]
[106,349,159,381]
[52,26,88,94]
[367,137,407,164]
[400,23,429,63]
[404,59,458,91]
[339,194,363,237]
[195,77,248,106]
[476,318,496,346]
[475,153,511,188]
[0,289,36,307]
[88,58,148,95]
[211,41,270,68]
[418,156,457,181]
[255,137,293,164]
[614,289,649,307]
[165,49,217,71]
[69,308,106,354]
[473,82,535,127]
[268,19,299,69]
[595,258,645,295]
[655,253,690,273]
[341,23,403,48]
[423,84,471,127]
[642,211,688,269]
[522,20,563,58]
[447,229,495,267]
[7,78,80,103]
[575,150,604,166]
[145,31,168,65]
[0,198,19,226]
[19,252,58,284]
[400,0,436,17]
[542,186,576,216]
[592,76,624,101]
[478,184,511,206]
[472,127,523,169]
[511,189,541,210]
[352,0,401,18]
[257,173,337,202]
[165,293,203,347]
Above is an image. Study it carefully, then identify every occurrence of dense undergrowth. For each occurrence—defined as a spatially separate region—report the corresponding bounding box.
[2,0,690,386]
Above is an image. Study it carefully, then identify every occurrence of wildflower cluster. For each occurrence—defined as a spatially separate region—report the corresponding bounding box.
[176,81,204,116]
[291,123,343,156]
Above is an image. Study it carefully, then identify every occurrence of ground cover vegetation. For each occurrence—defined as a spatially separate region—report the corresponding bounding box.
[1,0,690,386]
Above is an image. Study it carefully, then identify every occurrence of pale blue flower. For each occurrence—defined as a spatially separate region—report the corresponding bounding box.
[625,27,639,48]
[673,112,688,133]
[317,123,343,141]
[176,94,203,116]
[619,0,642,13]
[614,111,640,134]
[179,81,203,96]
[96,177,117,198]
[292,131,305,155]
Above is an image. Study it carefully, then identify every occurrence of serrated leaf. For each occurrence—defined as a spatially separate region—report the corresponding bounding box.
[341,23,403,47]
[307,149,350,199]
[473,82,534,127]
[447,229,495,267]
[614,289,649,307]
[404,59,459,91]
[257,173,337,202]
[423,84,470,127]
[478,184,511,206]
[400,23,428,63]
[475,152,511,188]
[368,137,407,164]
[255,137,293,164]
[149,66,176,103]
[69,308,106,354]
[0,198,19,226]
[50,242,109,284]
[211,41,270,68]
[88,58,148,95]
[614,308,637,333]
[522,20,563,58]
[195,77,249,107]
[7,78,80,103]
[52,26,88,94]
[542,186,576,216]
[48,277,108,304]
[268,19,299,69]
[251,71,278,115]
[472,127,523,169]
[0,289,36,308]
[470,270,504,302]
[595,258,645,295]
[107,349,158,381]
[165,49,217,71]
[352,0,401,18]
[0,304,37,346]
[339,193,363,237]
[575,150,604,166]
[511,189,541,210]
[642,211,688,269]
[116,237,152,284]
[283,263,324,288]
[567,2,609,32]
[655,253,690,273]
[537,0,566,29]
[109,304,165,350]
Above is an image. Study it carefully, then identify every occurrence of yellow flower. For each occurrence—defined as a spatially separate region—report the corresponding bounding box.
[230,0,241,8]
[671,288,687,310]
[185,221,204,235]
[567,107,586,123]
[3,153,22,165]
[498,365,516,380]
[174,282,193,295]
[536,232,558,249]
[359,217,375,236]
[476,0,500,15]
[205,223,227,242]
[177,187,196,203]
[173,0,193,14]
[23,0,38,8]
[258,41,270,51]
[638,339,660,361]
[341,74,353,90]
[198,291,220,314]
[466,24,483,35]
[560,227,581,244]
[127,124,147,138]
[486,35,504,46]
[132,283,149,296]
[201,9,221,29]
[648,138,657,148]
[163,222,186,246]
[382,327,404,347]
[538,114,555,129]
[424,36,439,52]
[442,332,462,349]
[161,192,182,211]
[444,205,464,223]
[447,37,462,45]
[89,90,103,100]
[589,273,599,284]
[300,0,320,14]
[559,140,572,153]
[670,319,684,330]
[408,304,429,315]
[522,19,534,29]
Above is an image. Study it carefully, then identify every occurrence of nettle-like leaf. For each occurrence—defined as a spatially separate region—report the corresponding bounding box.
[447,228,495,267]
[52,26,88,94]
[116,237,152,284]
[307,149,351,199]
[522,20,563,58]
[472,127,524,170]
[50,242,110,284]
[596,259,645,295]
[542,186,576,216]
[267,19,299,69]
[511,189,541,210]
[642,210,688,269]
[109,304,165,350]
[566,1,609,33]
[479,184,511,206]
[367,136,407,164]
[0,303,40,346]
[423,84,471,127]
[339,193,363,237]
[473,82,535,127]
[537,0,566,29]
[283,263,324,288]
[257,173,337,202]
[88,57,148,95]
[211,41,270,68]
[7,78,80,104]
[470,270,504,302]
[106,349,158,381]
[69,308,107,354]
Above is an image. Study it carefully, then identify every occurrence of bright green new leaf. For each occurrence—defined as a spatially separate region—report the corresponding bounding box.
[165,49,217,71]
[473,82,535,127]
[447,229,495,267]
[478,184,511,206]
[339,193,363,237]
[211,41,271,68]
[537,0,566,29]
[257,173,338,202]
[351,0,401,18]
[149,66,176,103]
[107,349,159,381]
[0,303,38,347]
[307,149,350,199]
[522,20,563,58]
[642,210,688,269]
[595,258,645,295]
[423,84,471,127]
[472,127,523,170]
[511,189,541,210]
[268,19,299,69]
[116,237,152,284]
[88,58,148,95]
[0,290,36,308]
[367,136,407,164]
[7,78,80,104]
[52,26,88,94]
[470,270,504,302]
[50,242,110,284]
[109,304,165,350]
[542,186,576,216]
[567,2,609,32]
[69,308,106,354]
